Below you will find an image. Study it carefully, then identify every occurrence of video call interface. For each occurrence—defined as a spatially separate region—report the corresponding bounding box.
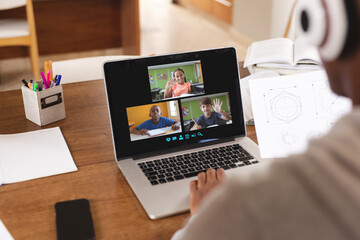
[104,48,245,158]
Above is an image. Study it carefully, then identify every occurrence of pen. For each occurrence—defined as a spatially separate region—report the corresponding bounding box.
[55,75,62,86]
[53,75,58,83]
[41,71,49,89]
[165,130,175,135]
[22,79,29,88]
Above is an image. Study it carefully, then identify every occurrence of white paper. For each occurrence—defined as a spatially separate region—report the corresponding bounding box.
[0,219,14,240]
[249,70,352,158]
[0,127,78,184]
[147,128,167,136]
[240,70,280,123]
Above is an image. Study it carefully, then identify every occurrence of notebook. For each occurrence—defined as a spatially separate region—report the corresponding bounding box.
[103,47,263,219]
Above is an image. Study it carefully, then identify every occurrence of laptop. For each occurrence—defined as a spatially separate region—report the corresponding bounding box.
[103,47,262,219]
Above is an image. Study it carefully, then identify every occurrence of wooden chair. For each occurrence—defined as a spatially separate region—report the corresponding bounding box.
[43,55,139,84]
[0,0,40,80]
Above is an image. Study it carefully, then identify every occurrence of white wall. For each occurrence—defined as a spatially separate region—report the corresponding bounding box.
[232,0,296,41]
[270,0,296,38]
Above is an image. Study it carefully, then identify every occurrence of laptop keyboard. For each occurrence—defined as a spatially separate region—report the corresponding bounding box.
[138,144,258,185]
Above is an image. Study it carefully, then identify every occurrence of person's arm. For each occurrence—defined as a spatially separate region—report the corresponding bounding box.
[131,127,149,135]
[171,169,226,240]
[164,78,176,98]
[190,122,202,131]
[171,120,181,130]
[220,111,232,121]
[213,98,232,121]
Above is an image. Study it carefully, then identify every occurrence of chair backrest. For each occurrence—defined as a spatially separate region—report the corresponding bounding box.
[0,0,26,10]
[50,55,139,84]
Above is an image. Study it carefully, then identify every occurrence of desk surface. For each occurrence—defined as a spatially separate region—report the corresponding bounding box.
[0,79,256,239]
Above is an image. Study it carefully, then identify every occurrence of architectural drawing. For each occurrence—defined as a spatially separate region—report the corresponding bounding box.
[264,86,302,124]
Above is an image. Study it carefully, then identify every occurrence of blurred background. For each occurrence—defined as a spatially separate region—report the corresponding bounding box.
[0,0,296,91]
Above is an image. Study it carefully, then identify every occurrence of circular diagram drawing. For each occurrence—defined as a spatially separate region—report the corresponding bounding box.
[270,90,302,124]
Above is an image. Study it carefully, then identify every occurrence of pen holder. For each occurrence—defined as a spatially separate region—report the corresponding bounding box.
[21,81,66,126]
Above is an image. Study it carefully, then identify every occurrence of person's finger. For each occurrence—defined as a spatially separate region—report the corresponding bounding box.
[206,168,216,183]
[197,172,206,187]
[216,168,226,181]
[190,180,198,193]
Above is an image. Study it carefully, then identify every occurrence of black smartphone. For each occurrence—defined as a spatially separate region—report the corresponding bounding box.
[55,198,95,240]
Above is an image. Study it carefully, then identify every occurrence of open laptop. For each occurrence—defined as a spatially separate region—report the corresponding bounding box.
[103,47,262,219]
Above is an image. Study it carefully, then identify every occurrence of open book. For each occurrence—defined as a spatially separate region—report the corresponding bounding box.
[244,38,323,74]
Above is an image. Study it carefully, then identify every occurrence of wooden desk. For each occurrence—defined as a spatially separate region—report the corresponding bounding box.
[0,71,256,239]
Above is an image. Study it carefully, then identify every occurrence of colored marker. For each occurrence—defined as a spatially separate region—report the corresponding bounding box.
[22,79,29,88]
[41,71,49,89]
[55,75,62,86]
[46,71,51,85]
[33,83,38,92]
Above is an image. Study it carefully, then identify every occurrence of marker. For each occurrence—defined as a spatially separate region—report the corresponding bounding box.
[53,75,58,83]
[33,83,38,92]
[46,71,51,85]
[41,71,49,89]
[22,79,29,88]
[55,75,62,86]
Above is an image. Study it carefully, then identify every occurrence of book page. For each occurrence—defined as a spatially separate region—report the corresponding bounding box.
[0,127,78,184]
[244,38,294,67]
[249,70,352,158]
[294,38,322,65]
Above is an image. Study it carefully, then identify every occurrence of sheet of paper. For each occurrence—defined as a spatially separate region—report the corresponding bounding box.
[0,127,78,184]
[0,219,14,240]
[147,128,167,136]
[249,70,352,158]
[240,70,280,123]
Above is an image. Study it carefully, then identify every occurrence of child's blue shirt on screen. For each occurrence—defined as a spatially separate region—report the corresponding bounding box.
[196,112,221,129]
[136,117,174,130]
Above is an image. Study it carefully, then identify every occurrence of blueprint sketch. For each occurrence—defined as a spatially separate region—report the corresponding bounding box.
[249,70,352,158]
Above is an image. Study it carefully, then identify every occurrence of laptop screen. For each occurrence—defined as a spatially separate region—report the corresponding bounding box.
[103,47,246,159]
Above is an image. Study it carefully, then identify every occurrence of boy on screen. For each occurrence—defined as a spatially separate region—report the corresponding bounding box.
[131,105,180,135]
[191,97,232,130]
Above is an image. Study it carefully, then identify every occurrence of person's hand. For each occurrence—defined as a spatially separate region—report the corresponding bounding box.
[189,168,226,215]
[139,129,149,135]
[212,98,223,113]
[166,78,176,89]
[172,122,180,130]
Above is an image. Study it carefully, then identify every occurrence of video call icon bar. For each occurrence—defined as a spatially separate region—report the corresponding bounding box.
[165,132,203,142]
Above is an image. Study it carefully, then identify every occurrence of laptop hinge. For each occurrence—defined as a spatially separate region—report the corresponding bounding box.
[132,137,236,160]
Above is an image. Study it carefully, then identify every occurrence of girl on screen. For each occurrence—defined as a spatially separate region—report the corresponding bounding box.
[164,68,191,98]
